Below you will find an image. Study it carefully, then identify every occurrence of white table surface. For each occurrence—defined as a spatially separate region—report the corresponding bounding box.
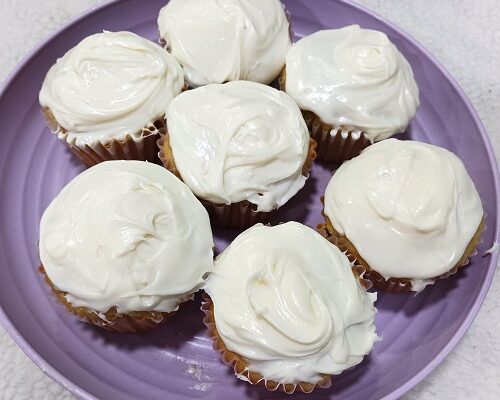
[0,1,499,399]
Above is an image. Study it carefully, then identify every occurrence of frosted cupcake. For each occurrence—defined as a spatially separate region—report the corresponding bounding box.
[39,161,214,332]
[320,139,484,292]
[157,0,291,87]
[281,25,419,162]
[203,222,378,394]
[158,81,316,229]
[39,31,184,166]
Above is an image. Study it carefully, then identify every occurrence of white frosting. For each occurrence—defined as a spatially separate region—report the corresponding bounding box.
[39,161,214,314]
[166,81,310,212]
[324,139,483,286]
[205,222,378,384]
[157,0,291,87]
[285,25,420,142]
[39,31,184,147]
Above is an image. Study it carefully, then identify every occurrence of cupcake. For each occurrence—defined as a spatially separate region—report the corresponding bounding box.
[157,0,291,87]
[39,160,214,332]
[281,25,420,162]
[39,31,184,167]
[320,139,484,292]
[203,222,378,394]
[158,81,316,229]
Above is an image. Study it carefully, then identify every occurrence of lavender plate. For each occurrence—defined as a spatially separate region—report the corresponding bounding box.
[0,0,499,399]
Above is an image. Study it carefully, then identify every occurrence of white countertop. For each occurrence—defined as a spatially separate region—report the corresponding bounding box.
[0,0,499,399]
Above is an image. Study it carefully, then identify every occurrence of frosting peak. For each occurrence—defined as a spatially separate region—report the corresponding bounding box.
[285,25,420,141]
[39,31,184,146]
[40,161,214,313]
[157,0,291,87]
[324,139,483,282]
[205,222,378,384]
[334,28,395,78]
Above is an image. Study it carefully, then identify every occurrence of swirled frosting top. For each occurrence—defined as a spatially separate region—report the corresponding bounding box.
[205,222,378,384]
[39,31,184,146]
[324,139,483,283]
[158,0,291,87]
[39,161,214,313]
[285,25,420,142]
[166,81,310,212]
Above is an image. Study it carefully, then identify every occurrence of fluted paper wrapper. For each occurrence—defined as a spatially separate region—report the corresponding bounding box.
[279,70,371,163]
[318,206,485,293]
[201,295,332,394]
[42,107,164,167]
[39,265,181,333]
[157,133,317,229]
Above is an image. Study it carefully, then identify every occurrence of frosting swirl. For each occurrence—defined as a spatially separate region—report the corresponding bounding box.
[166,81,310,212]
[39,31,184,146]
[285,25,420,142]
[157,0,291,87]
[324,139,483,285]
[205,222,378,384]
[39,161,214,313]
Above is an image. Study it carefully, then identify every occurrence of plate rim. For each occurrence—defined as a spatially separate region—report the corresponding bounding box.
[0,0,498,399]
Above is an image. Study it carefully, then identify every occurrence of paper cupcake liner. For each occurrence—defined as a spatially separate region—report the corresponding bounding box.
[157,133,317,230]
[315,224,373,291]
[42,107,165,167]
[39,265,181,333]
[201,294,332,394]
[278,70,371,163]
[199,199,277,230]
[318,208,485,293]
[302,111,371,163]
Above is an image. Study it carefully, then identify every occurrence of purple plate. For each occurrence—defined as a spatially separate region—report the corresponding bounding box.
[0,0,498,399]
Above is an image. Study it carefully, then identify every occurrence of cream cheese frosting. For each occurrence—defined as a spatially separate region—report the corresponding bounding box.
[205,222,378,384]
[166,81,310,212]
[39,161,214,314]
[324,139,483,286]
[285,25,420,142]
[157,0,291,87]
[39,31,184,147]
